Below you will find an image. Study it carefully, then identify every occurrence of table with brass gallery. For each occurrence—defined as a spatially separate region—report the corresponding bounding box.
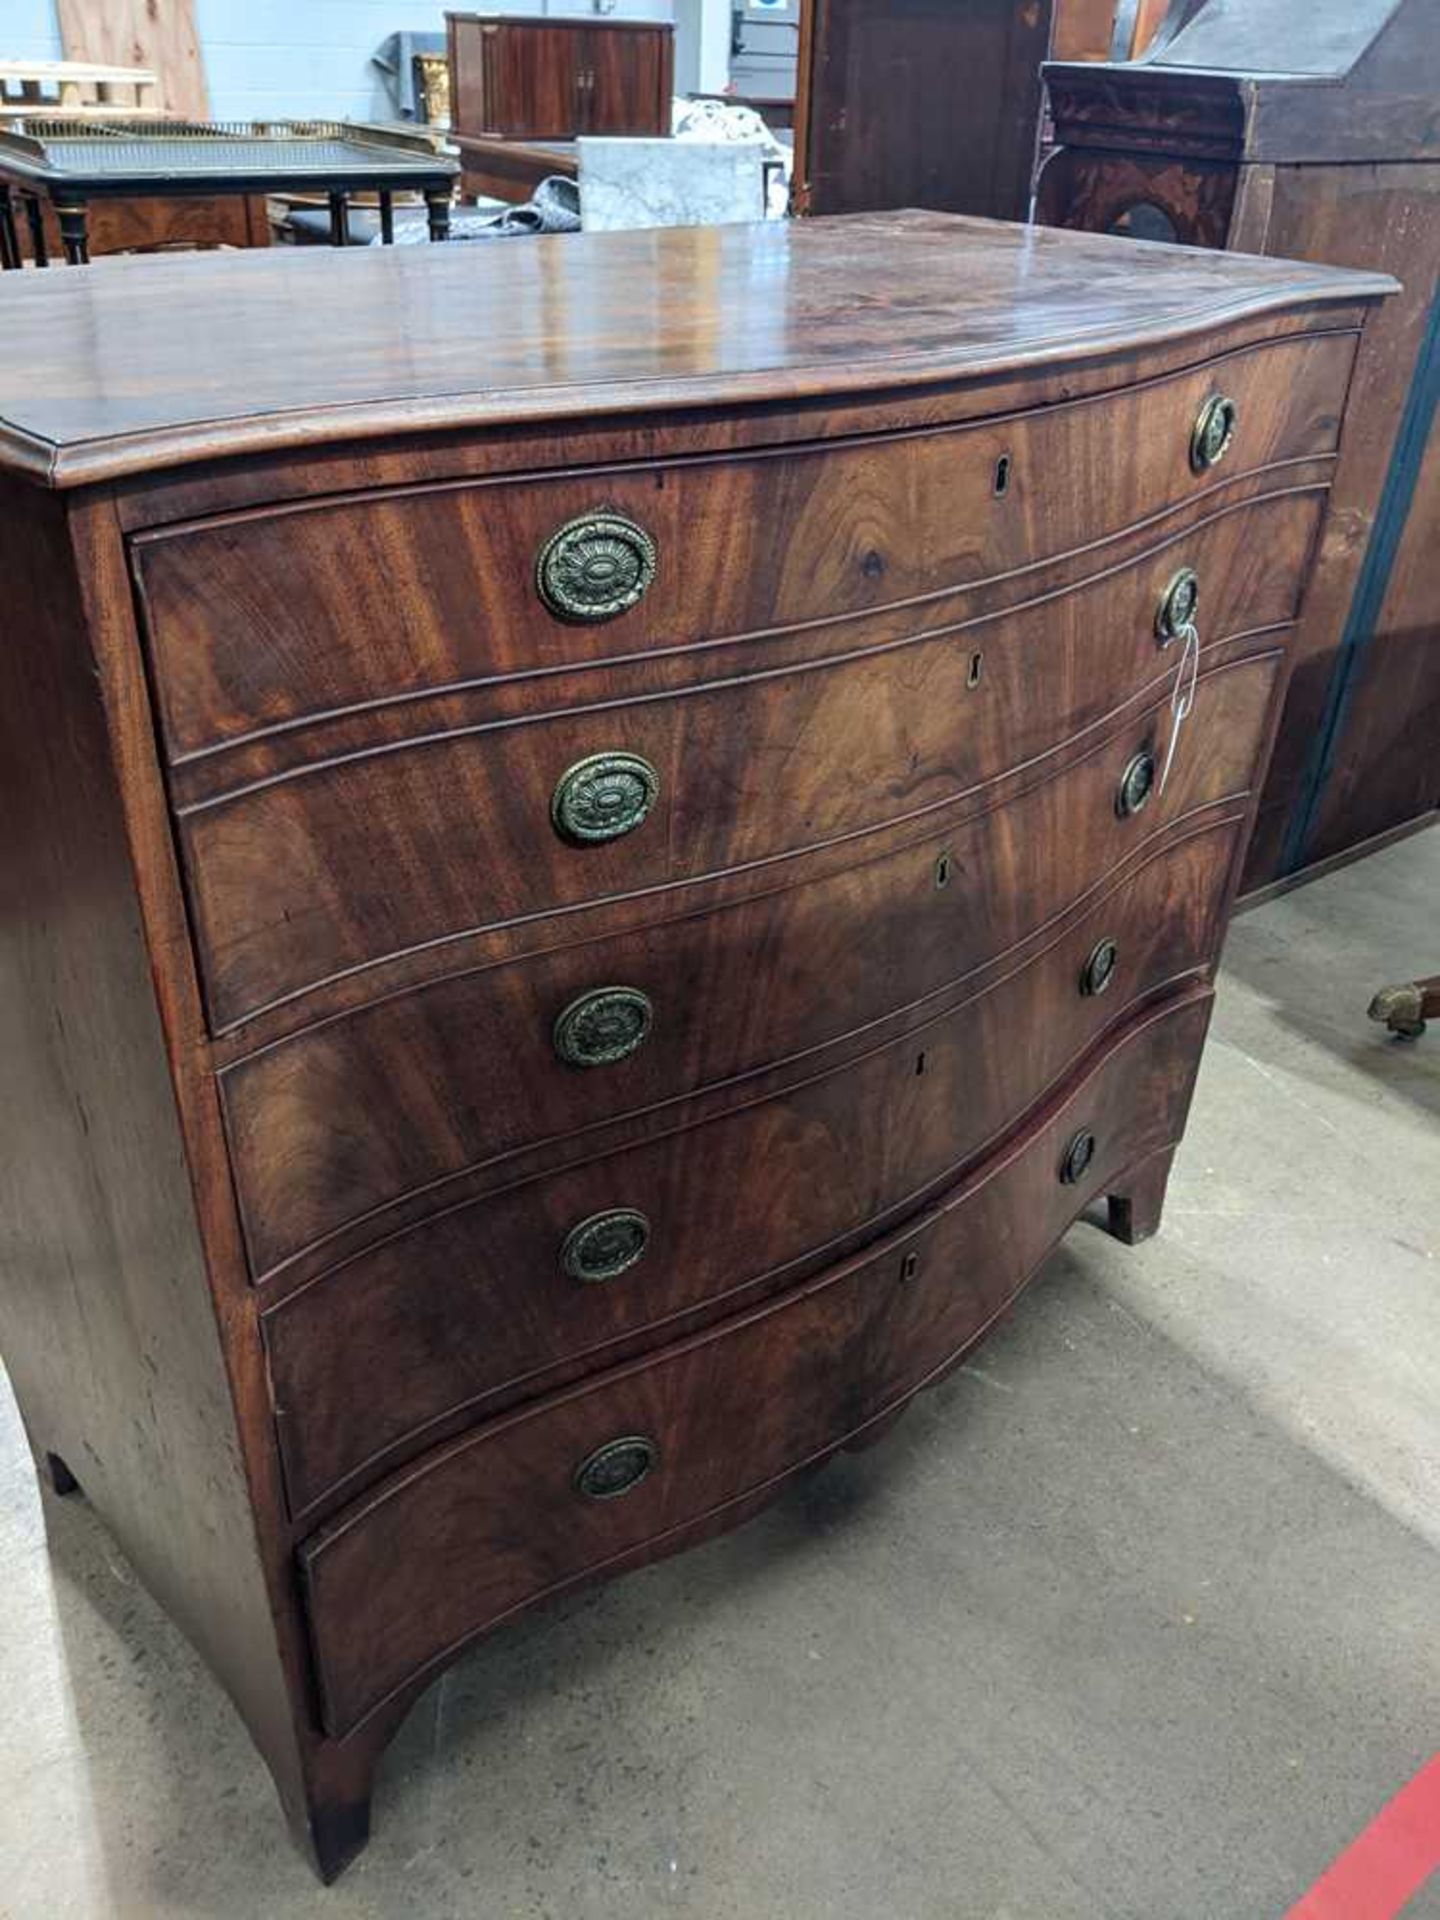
[0,216,1391,1879]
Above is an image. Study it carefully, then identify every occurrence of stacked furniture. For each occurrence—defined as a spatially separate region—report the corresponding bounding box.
[447,13,673,204]
[1038,0,1440,890]
[0,215,1389,1879]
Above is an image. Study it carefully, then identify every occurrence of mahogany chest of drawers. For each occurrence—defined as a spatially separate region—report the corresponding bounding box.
[0,214,1391,1879]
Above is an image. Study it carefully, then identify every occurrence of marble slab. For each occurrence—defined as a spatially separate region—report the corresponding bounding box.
[578,136,768,232]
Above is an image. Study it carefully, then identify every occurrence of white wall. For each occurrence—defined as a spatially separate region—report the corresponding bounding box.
[6,0,677,124]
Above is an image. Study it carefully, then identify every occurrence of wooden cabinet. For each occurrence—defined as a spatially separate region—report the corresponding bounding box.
[793,0,1056,218]
[1037,0,1440,891]
[0,215,1390,1881]
[446,13,673,140]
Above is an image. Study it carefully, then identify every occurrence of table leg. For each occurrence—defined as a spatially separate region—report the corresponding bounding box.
[24,194,48,267]
[0,188,19,270]
[328,191,349,247]
[378,190,395,245]
[55,198,89,265]
[425,187,452,242]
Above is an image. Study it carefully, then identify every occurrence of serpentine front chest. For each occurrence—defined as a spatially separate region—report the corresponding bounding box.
[0,213,1392,1878]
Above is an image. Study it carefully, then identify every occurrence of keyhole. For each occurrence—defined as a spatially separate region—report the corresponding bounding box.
[934,851,952,888]
[915,1051,927,1075]
[900,1250,920,1282]
[993,454,1011,497]
[967,653,983,689]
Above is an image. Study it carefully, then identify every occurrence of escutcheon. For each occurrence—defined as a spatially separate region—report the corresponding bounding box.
[1156,566,1199,644]
[536,510,658,623]
[560,1208,651,1284]
[1060,1129,1097,1185]
[553,985,654,1068]
[1190,393,1237,473]
[574,1435,658,1500]
[551,751,659,845]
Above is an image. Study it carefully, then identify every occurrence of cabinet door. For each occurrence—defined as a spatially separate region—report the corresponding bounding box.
[489,22,586,137]
[582,26,671,136]
[797,0,1053,219]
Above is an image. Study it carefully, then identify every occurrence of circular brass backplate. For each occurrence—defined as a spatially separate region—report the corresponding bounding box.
[574,1435,658,1500]
[1080,937,1119,998]
[1190,394,1237,473]
[1116,749,1157,818]
[551,751,659,846]
[553,985,654,1068]
[536,510,657,623]
[1060,1128,1097,1186]
[1156,566,1200,644]
[560,1208,651,1284]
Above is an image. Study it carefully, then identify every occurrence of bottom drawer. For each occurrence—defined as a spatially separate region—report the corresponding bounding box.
[300,989,1212,1737]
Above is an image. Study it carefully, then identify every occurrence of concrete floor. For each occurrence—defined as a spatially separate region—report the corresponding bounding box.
[1,826,1436,1920]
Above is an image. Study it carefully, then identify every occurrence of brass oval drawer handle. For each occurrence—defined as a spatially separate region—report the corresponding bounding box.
[1156,566,1199,644]
[574,1434,658,1500]
[1116,749,1157,818]
[536,510,657,623]
[553,985,654,1068]
[1080,938,1119,998]
[1060,1128,1097,1186]
[551,751,659,846]
[561,1208,651,1283]
[1190,393,1237,473]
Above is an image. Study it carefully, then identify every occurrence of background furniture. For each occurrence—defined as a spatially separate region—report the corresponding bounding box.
[792,0,1055,217]
[0,58,159,120]
[0,118,458,264]
[56,0,208,121]
[447,14,673,209]
[0,214,1388,1881]
[1038,0,1440,893]
[447,14,673,139]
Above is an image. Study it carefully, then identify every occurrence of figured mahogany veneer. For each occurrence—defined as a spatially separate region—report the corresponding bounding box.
[267,820,1240,1519]
[0,216,1391,1881]
[300,991,1213,1739]
[225,649,1279,1281]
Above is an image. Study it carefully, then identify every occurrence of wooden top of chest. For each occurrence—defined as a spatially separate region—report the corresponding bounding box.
[0,210,1393,489]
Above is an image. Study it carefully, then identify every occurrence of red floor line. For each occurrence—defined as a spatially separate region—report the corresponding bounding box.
[1286,1753,1440,1920]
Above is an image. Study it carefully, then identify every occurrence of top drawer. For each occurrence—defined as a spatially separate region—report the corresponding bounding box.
[130,330,1354,761]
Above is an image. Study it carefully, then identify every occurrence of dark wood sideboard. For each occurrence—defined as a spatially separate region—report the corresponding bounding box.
[1038,0,1440,891]
[446,13,672,205]
[793,0,1055,218]
[0,216,1390,1879]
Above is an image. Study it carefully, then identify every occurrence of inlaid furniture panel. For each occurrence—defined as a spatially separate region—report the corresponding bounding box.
[0,214,1390,1882]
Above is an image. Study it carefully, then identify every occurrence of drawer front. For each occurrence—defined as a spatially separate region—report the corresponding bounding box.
[299,989,1212,1737]
[223,649,1278,1280]
[133,330,1349,763]
[266,817,1240,1516]
[180,487,1316,1028]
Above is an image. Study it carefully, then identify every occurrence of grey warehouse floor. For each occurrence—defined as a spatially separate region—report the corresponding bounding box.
[2,827,1437,1920]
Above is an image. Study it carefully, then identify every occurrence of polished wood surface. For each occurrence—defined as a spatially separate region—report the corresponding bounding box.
[1037,0,1440,888]
[0,212,1391,487]
[0,216,1389,1879]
